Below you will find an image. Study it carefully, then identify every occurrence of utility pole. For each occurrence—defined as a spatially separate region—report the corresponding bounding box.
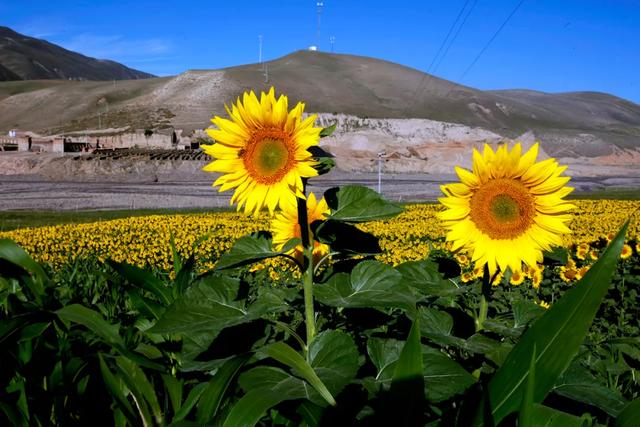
[263,64,269,83]
[258,35,263,64]
[377,150,386,193]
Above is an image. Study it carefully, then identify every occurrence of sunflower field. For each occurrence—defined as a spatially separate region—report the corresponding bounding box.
[2,89,640,426]
[1,200,637,274]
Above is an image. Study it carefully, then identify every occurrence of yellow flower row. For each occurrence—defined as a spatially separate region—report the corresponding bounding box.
[0,200,638,272]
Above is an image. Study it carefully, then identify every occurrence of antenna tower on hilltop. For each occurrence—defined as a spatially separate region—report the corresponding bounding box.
[258,35,263,64]
[316,1,323,49]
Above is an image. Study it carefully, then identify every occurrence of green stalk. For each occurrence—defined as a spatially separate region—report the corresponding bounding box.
[475,264,493,332]
[302,245,315,348]
[296,181,316,352]
[476,294,489,332]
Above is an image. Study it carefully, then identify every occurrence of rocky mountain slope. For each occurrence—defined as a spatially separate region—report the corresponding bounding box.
[0,26,154,81]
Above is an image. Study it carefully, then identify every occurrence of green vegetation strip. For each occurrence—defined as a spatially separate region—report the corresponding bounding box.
[569,188,640,200]
[0,208,230,232]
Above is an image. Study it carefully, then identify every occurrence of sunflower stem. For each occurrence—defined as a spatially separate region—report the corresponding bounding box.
[302,245,316,351]
[296,181,316,353]
[297,183,312,249]
[476,264,493,332]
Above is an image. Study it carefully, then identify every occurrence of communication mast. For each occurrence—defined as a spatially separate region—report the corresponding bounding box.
[316,1,323,49]
[258,35,263,64]
[329,35,335,52]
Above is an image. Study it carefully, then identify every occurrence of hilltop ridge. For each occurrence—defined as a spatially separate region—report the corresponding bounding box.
[0,26,154,81]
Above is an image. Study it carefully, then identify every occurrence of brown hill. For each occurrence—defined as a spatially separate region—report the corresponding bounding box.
[0,26,154,81]
[226,52,640,148]
[0,62,20,80]
[0,50,638,158]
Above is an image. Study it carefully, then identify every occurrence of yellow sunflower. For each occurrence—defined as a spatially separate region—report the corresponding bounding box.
[439,142,575,275]
[271,192,330,263]
[531,271,542,289]
[460,272,475,283]
[509,269,525,286]
[576,265,591,280]
[576,244,588,260]
[559,265,579,282]
[538,300,551,309]
[202,88,321,215]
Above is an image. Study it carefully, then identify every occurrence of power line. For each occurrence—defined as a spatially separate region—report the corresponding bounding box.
[403,0,472,116]
[457,0,526,82]
[427,0,472,74]
[419,0,478,109]
[432,0,478,74]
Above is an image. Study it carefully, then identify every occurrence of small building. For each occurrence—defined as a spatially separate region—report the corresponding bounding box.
[29,137,64,153]
[0,136,21,151]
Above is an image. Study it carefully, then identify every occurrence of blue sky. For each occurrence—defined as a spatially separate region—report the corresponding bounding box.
[2,0,639,102]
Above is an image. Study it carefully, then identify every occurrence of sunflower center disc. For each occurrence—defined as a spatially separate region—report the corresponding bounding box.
[469,178,535,240]
[255,138,288,173]
[244,130,294,183]
[491,194,520,222]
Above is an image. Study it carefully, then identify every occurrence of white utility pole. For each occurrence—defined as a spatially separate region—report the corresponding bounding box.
[258,35,263,64]
[377,150,386,193]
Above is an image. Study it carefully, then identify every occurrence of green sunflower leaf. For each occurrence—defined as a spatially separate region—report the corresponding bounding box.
[224,367,307,427]
[196,356,249,423]
[308,145,335,176]
[518,344,536,427]
[108,260,172,305]
[98,355,138,426]
[115,356,163,426]
[528,404,588,427]
[225,330,359,427]
[551,362,628,416]
[258,341,336,406]
[543,246,569,265]
[367,337,476,402]
[0,238,48,302]
[324,185,403,222]
[319,123,337,137]
[315,260,415,311]
[388,320,424,424]
[616,397,640,427]
[312,219,381,255]
[474,221,629,425]
[56,304,125,348]
[306,329,361,404]
[150,274,291,362]
[215,231,300,270]
[397,259,463,297]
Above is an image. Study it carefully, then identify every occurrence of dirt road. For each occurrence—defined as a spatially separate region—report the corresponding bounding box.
[2,173,638,211]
